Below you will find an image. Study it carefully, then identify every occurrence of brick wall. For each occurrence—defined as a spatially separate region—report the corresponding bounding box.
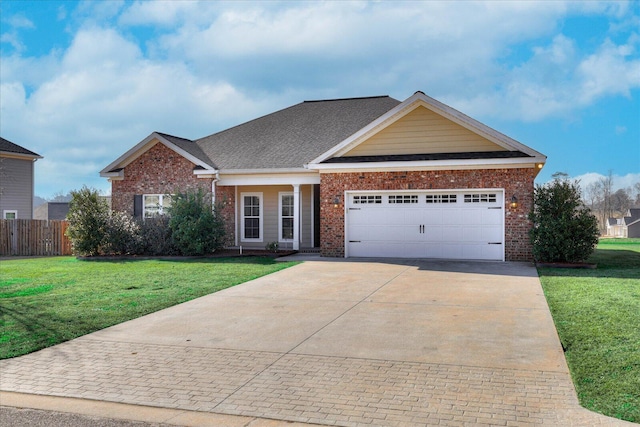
[319,168,535,261]
[215,185,236,246]
[110,142,236,244]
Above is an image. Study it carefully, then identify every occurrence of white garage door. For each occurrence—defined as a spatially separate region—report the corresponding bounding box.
[346,190,504,260]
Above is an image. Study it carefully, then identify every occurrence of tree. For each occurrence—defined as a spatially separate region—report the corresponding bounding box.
[66,186,110,256]
[529,175,599,263]
[610,188,632,217]
[167,189,226,256]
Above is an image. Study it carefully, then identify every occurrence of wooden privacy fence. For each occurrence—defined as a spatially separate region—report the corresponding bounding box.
[0,220,72,256]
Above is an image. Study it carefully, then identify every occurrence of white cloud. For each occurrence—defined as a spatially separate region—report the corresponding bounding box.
[7,14,35,29]
[577,37,640,104]
[1,1,638,197]
[571,172,640,192]
[1,27,276,197]
[118,0,206,26]
[449,33,640,121]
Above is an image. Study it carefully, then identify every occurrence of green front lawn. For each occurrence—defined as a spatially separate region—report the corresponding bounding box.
[538,238,640,423]
[0,256,297,359]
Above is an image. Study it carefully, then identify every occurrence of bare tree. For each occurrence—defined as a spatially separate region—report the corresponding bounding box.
[633,182,640,206]
[611,188,632,217]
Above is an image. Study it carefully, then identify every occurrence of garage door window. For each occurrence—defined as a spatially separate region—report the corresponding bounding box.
[425,194,457,204]
[388,195,418,204]
[464,193,497,203]
[353,195,382,204]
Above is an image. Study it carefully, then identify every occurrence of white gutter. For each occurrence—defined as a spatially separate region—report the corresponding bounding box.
[307,156,546,172]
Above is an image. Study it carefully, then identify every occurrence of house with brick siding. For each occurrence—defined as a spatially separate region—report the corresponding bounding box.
[101,91,546,261]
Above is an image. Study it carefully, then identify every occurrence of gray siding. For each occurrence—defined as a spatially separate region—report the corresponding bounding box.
[33,202,70,220]
[0,157,34,219]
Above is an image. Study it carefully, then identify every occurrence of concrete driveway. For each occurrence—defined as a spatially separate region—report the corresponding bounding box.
[0,259,632,426]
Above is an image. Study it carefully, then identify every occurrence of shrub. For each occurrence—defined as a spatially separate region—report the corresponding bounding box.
[103,212,143,255]
[167,189,226,256]
[529,175,600,263]
[139,216,178,256]
[66,187,110,256]
[265,241,279,252]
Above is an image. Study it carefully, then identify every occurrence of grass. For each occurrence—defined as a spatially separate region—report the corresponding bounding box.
[0,256,298,359]
[538,238,640,423]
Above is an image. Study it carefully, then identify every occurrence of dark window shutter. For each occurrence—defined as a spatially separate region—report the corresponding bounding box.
[134,195,143,218]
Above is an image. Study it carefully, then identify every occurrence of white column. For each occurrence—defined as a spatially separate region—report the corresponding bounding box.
[293,184,300,250]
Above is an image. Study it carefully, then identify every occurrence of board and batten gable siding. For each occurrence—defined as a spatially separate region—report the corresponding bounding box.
[343,106,507,157]
[0,157,34,219]
[236,185,313,249]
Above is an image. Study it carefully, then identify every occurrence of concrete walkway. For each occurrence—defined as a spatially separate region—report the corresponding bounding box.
[1,259,633,426]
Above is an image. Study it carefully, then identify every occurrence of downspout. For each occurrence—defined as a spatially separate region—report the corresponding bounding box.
[211,172,219,209]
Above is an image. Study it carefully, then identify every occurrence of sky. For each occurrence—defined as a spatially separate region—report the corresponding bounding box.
[1,0,639,199]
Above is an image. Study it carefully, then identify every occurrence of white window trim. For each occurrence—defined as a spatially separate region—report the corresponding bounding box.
[241,192,263,242]
[143,194,172,218]
[3,210,18,219]
[279,192,294,243]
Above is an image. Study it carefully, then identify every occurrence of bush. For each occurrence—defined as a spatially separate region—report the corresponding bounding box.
[66,187,110,256]
[103,212,143,255]
[168,189,226,256]
[529,175,600,263]
[139,216,179,256]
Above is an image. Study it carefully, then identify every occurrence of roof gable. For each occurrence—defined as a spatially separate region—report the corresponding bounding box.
[309,91,546,165]
[100,132,215,178]
[342,105,507,157]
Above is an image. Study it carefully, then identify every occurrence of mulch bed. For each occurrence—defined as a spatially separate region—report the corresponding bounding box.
[78,250,298,261]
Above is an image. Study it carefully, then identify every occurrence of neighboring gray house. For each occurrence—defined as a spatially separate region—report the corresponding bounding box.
[607,208,640,238]
[34,202,70,220]
[0,137,42,219]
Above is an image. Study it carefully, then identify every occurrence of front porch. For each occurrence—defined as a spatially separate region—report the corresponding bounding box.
[215,175,320,252]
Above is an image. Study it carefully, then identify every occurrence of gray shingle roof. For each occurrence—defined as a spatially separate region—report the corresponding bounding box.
[0,137,41,157]
[195,96,400,170]
[155,132,214,168]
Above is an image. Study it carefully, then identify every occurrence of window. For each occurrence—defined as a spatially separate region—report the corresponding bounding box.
[143,194,172,218]
[464,193,497,203]
[353,195,381,204]
[388,195,418,204]
[425,194,457,204]
[279,193,294,241]
[242,193,263,241]
[3,210,17,219]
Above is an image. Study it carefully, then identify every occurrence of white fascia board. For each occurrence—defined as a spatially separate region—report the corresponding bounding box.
[218,170,320,186]
[308,91,546,166]
[99,132,217,177]
[309,156,546,173]
[0,152,43,161]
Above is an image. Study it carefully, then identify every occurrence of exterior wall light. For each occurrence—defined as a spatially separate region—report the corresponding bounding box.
[333,197,341,208]
[510,195,518,209]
